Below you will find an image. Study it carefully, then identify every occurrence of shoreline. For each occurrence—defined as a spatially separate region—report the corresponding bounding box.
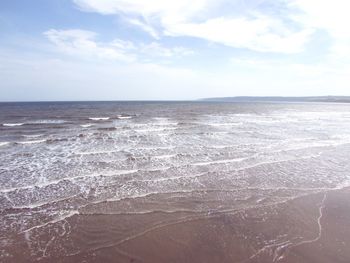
[5,186,350,262]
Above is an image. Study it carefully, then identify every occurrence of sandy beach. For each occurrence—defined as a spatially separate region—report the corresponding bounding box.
[72,187,350,263]
[3,187,348,262]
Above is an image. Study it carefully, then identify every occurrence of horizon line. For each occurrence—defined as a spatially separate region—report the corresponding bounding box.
[1,95,350,103]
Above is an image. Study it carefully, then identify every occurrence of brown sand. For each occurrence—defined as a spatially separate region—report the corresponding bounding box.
[6,187,350,263]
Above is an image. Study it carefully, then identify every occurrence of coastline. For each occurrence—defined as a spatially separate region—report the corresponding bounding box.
[67,187,350,263]
[6,186,349,262]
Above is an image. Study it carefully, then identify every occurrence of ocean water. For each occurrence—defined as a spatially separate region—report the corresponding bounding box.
[1,101,350,261]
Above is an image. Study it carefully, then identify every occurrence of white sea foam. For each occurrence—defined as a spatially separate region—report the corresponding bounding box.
[152,118,177,124]
[152,154,177,159]
[0,169,139,194]
[135,146,176,150]
[209,145,231,149]
[13,197,70,209]
[152,117,171,122]
[154,122,178,126]
[22,210,79,233]
[203,122,242,127]
[75,150,119,155]
[22,134,43,138]
[192,157,247,166]
[281,140,350,152]
[16,139,46,145]
[117,115,132,119]
[135,127,177,133]
[89,117,110,121]
[3,123,24,127]
[28,120,66,124]
[0,142,10,147]
[80,124,93,128]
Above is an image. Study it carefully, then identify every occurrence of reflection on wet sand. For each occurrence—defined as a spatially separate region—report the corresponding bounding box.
[6,187,349,262]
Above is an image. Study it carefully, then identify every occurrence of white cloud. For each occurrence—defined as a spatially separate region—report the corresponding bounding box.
[289,0,350,38]
[287,0,350,58]
[164,16,312,53]
[73,0,314,53]
[44,29,192,62]
[140,42,194,57]
[73,0,208,18]
[44,29,136,62]
[127,19,160,39]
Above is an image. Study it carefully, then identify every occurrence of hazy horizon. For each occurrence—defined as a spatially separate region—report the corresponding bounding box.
[0,95,350,103]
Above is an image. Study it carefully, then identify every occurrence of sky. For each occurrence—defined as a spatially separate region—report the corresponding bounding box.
[1,0,350,101]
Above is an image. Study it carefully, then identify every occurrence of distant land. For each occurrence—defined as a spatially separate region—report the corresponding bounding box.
[200,96,350,103]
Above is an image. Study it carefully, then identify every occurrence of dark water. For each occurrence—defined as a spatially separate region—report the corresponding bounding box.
[1,101,350,262]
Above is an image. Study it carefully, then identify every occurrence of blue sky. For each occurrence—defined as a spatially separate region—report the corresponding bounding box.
[1,0,350,101]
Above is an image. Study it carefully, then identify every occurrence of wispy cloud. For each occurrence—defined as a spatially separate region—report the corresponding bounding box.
[73,0,315,53]
[289,0,350,58]
[127,18,160,39]
[164,16,313,53]
[44,29,136,62]
[44,29,193,62]
[140,42,194,57]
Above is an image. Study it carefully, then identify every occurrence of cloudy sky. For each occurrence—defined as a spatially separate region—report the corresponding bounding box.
[1,0,350,101]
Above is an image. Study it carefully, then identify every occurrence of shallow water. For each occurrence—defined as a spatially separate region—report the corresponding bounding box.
[1,101,350,262]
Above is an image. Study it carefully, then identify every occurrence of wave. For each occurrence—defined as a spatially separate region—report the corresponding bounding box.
[154,122,178,126]
[152,117,169,121]
[201,122,242,127]
[28,120,66,124]
[152,118,178,126]
[21,210,79,233]
[22,134,43,138]
[88,117,110,121]
[3,120,66,127]
[152,154,177,159]
[209,145,231,149]
[117,115,133,120]
[46,138,69,143]
[75,150,120,155]
[135,146,176,150]
[2,123,24,127]
[135,127,177,133]
[192,157,248,166]
[0,142,10,147]
[16,139,46,145]
[263,139,350,154]
[0,169,139,194]
[97,127,117,131]
[80,124,93,128]
[135,173,207,183]
[139,166,171,172]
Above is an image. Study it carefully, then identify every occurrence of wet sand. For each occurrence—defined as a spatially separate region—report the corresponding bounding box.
[4,187,350,262]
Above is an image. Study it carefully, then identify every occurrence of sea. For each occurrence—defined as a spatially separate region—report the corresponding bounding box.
[1,101,350,262]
